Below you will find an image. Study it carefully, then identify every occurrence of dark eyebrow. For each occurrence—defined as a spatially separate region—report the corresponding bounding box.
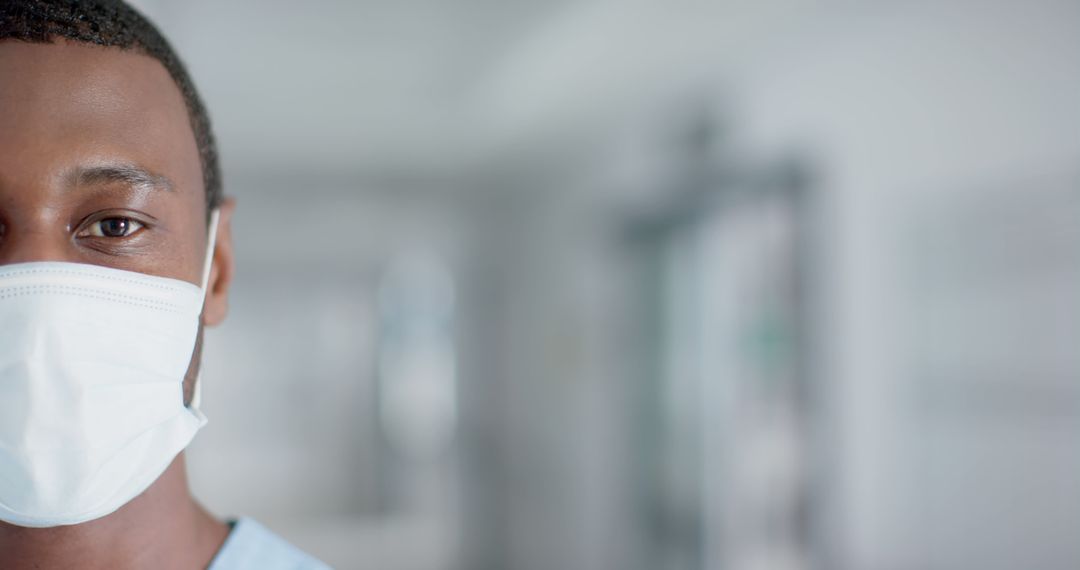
[68,164,175,193]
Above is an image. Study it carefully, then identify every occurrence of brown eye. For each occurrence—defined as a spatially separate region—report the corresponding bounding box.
[80,217,144,238]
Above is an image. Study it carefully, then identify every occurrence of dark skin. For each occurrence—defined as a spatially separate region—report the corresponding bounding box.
[0,40,237,569]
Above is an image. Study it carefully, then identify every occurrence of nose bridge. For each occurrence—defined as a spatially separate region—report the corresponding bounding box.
[0,214,71,265]
[0,163,74,264]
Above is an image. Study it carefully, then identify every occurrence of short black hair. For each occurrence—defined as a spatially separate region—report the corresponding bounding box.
[0,0,222,213]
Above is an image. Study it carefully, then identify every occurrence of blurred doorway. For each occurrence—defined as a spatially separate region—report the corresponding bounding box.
[626,143,816,570]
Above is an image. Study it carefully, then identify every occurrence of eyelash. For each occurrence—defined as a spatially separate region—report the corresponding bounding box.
[76,217,146,239]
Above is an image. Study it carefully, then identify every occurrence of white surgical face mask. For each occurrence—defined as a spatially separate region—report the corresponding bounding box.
[0,210,220,528]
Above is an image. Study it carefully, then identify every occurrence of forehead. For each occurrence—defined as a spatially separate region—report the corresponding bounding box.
[0,40,203,202]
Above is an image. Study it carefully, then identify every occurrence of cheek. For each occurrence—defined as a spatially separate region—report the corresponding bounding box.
[176,212,214,287]
[150,189,211,285]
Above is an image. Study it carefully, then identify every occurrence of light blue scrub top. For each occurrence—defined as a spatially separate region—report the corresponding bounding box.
[208,517,332,570]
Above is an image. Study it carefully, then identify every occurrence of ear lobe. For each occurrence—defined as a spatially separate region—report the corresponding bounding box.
[202,197,236,327]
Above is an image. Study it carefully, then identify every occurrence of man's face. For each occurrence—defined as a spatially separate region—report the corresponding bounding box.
[0,40,227,304]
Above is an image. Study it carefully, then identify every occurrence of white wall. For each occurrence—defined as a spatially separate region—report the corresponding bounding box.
[126,1,1080,568]
[732,2,1080,568]
[468,1,1080,569]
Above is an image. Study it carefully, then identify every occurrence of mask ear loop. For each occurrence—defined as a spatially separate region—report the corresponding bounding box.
[192,208,221,411]
[200,209,222,294]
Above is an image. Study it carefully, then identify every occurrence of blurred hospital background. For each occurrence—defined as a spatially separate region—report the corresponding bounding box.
[133,0,1078,568]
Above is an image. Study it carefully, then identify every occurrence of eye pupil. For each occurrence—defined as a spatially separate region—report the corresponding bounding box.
[101,218,129,237]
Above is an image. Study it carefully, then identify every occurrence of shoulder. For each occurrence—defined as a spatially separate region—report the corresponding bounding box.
[209,517,332,570]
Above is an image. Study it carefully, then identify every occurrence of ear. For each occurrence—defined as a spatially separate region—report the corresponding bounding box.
[202,197,236,327]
